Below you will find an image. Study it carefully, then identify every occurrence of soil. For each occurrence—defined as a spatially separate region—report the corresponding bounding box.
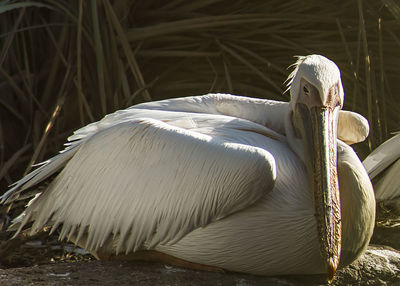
[0,205,398,286]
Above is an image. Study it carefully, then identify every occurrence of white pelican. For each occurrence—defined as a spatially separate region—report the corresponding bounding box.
[1,55,375,281]
[363,132,400,204]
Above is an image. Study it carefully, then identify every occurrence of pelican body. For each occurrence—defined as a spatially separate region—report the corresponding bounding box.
[363,133,400,213]
[363,133,400,202]
[1,55,375,280]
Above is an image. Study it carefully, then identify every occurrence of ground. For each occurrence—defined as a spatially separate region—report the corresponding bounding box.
[0,246,399,286]
[0,205,398,285]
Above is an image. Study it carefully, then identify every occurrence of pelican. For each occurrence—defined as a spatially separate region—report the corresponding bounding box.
[363,132,400,207]
[1,55,375,281]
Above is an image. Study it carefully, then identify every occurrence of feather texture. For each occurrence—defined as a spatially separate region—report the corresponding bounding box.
[363,132,400,201]
[16,117,276,254]
[2,93,367,205]
[363,133,400,180]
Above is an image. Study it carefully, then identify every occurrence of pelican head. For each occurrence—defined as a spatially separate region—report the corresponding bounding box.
[285,55,344,280]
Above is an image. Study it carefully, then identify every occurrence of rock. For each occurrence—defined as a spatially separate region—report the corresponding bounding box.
[331,245,400,285]
[0,245,398,285]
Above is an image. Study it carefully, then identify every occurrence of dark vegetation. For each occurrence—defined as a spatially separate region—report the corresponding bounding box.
[1,0,400,192]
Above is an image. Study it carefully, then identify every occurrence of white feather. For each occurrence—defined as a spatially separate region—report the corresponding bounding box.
[337,110,369,145]
[19,117,277,254]
[363,132,400,201]
[363,132,400,180]
[2,93,365,205]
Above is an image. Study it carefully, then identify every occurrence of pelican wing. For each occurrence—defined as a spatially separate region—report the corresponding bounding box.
[363,132,400,201]
[70,93,369,145]
[363,133,400,179]
[16,117,276,254]
[132,93,288,134]
[1,146,79,203]
[68,93,288,142]
[2,95,285,204]
[134,94,369,145]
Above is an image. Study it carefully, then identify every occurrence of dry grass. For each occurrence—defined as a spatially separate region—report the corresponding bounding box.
[1,0,400,191]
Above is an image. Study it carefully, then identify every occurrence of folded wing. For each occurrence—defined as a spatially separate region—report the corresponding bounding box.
[363,133,400,179]
[13,117,277,255]
[363,132,400,201]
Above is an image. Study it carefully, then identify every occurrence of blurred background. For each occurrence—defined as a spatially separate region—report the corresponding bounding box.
[1,0,399,192]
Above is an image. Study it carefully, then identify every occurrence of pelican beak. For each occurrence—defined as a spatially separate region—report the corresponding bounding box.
[294,97,341,282]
